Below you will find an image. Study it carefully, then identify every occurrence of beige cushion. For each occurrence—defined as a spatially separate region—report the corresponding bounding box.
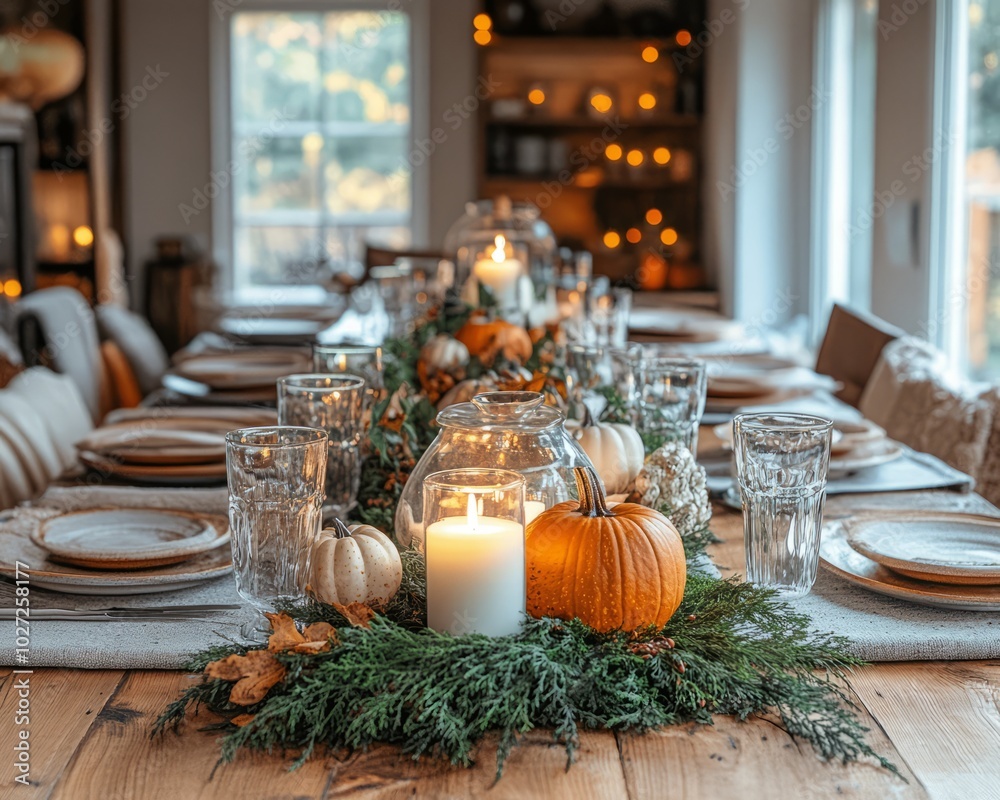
[975,388,1000,508]
[859,337,945,430]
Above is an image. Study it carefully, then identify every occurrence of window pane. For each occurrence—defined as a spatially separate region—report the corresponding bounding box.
[325,136,409,215]
[966,0,1000,377]
[229,10,412,290]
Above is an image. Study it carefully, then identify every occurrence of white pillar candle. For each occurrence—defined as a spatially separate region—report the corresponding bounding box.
[425,492,525,637]
[524,500,546,525]
[473,235,522,308]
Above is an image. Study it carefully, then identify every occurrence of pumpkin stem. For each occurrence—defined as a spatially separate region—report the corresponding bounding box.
[572,466,614,517]
[331,519,352,539]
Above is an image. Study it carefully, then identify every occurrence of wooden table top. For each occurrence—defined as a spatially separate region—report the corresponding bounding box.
[2,488,999,798]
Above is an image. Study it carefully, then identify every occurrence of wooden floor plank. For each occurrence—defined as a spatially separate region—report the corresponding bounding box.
[49,670,335,800]
[849,661,1000,800]
[616,694,925,799]
[322,730,628,800]
[0,668,124,799]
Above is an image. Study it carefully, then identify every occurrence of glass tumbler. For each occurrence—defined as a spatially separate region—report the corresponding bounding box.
[312,343,385,408]
[636,355,707,452]
[609,342,642,421]
[734,414,833,596]
[565,344,612,421]
[226,426,328,636]
[277,374,367,520]
[590,287,633,348]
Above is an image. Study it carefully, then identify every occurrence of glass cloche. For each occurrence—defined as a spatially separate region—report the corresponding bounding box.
[395,391,594,549]
[443,196,558,315]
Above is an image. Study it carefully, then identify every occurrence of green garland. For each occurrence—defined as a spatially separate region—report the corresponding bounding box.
[152,315,897,779]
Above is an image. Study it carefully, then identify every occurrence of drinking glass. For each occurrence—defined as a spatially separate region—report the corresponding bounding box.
[734,414,833,597]
[277,374,367,520]
[609,342,642,421]
[636,355,707,452]
[371,263,413,336]
[312,343,384,407]
[565,344,612,420]
[590,287,632,348]
[226,426,327,638]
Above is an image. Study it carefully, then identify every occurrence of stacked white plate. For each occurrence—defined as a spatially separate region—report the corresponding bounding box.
[163,348,311,403]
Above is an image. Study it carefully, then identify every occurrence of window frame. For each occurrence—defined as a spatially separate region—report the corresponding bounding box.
[208,0,430,301]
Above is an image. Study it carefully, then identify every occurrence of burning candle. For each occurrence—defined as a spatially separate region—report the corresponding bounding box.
[424,469,526,637]
[473,235,522,308]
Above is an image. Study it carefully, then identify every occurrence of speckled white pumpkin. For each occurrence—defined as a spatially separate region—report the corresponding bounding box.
[310,520,402,607]
[574,410,645,495]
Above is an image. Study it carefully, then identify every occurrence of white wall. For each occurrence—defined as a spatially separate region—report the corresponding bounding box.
[705,0,816,324]
[119,0,476,299]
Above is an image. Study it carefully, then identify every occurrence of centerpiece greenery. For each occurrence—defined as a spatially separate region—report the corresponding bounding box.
[154,306,896,779]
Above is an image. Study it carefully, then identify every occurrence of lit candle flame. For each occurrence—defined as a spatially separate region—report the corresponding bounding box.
[491,235,506,263]
[467,491,479,532]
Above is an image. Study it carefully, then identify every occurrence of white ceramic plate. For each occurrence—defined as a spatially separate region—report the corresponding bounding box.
[830,419,886,456]
[845,512,1000,585]
[218,316,326,345]
[103,405,277,427]
[820,519,1000,610]
[172,351,311,389]
[0,514,232,594]
[77,420,228,466]
[78,450,228,486]
[829,439,903,476]
[161,373,278,404]
[31,508,229,569]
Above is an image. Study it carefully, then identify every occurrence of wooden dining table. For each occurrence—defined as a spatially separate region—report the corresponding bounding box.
[3,476,999,800]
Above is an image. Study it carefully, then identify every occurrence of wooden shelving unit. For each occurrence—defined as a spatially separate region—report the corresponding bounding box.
[474,29,707,290]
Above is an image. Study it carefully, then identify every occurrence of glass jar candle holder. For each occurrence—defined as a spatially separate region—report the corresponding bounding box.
[277,374,366,520]
[423,468,526,637]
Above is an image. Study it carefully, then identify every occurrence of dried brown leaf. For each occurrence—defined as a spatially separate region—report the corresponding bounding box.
[265,612,306,652]
[205,650,286,706]
[332,602,375,628]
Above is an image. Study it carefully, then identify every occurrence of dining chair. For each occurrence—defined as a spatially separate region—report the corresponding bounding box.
[96,303,170,396]
[814,304,904,407]
[0,328,21,388]
[974,387,1000,509]
[15,287,103,421]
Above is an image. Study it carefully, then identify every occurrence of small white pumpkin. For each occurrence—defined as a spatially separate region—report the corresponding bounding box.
[573,408,645,494]
[310,520,403,607]
[420,334,469,375]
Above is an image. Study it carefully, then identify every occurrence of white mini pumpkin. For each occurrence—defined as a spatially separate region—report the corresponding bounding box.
[420,334,469,375]
[573,409,645,494]
[310,520,403,607]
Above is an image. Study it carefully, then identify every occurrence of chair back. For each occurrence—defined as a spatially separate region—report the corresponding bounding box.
[15,287,102,420]
[815,304,904,407]
[96,304,169,396]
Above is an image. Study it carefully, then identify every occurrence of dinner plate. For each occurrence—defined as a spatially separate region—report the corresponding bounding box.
[77,421,229,465]
[218,316,327,345]
[172,351,311,390]
[78,450,228,486]
[161,373,278,404]
[707,376,777,399]
[820,519,1000,610]
[830,419,886,456]
[0,515,232,594]
[829,439,903,476]
[712,421,845,451]
[845,512,1000,585]
[31,508,230,569]
[103,405,277,427]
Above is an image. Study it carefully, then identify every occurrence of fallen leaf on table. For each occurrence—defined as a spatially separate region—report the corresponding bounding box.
[205,650,286,706]
[332,602,375,628]
[265,612,306,652]
[231,714,256,727]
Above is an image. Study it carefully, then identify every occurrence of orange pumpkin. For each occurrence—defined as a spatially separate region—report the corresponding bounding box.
[454,318,533,367]
[526,467,686,632]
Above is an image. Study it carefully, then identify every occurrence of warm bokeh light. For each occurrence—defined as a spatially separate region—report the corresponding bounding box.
[3,279,22,298]
[301,132,324,155]
[528,88,546,105]
[638,92,657,110]
[626,227,642,244]
[626,149,645,167]
[660,227,679,246]
[645,208,663,225]
[675,30,692,47]
[603,230,622,249]
[641,45,659,63]
[986,51,999,71]
[605,143,623,161]
[474,29,492,45]
[590,93,613,113]
[473,13,492,30]
[73,225,94,247]
[653,146,672,165]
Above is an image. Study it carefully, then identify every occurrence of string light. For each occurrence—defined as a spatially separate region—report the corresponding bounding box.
[474,29,492,45]
[653,147,671,165]
[638,92,657,110]
[645,208,663,225]
[590,93,613,113]
[603,230,621,249]
[473,13,492,30]
[3,279,22,298]
[73,226,94,247]
[605,143,623,161]
[626,149,645,167]
[626,228,642,244]
[660,228,679,246]
[675,30,692,46]
[528,88,546,105]
[641,46,659,63]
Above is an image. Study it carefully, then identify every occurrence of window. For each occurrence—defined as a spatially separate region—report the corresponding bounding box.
[962,0,1000,378]
[221,7,412,294]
